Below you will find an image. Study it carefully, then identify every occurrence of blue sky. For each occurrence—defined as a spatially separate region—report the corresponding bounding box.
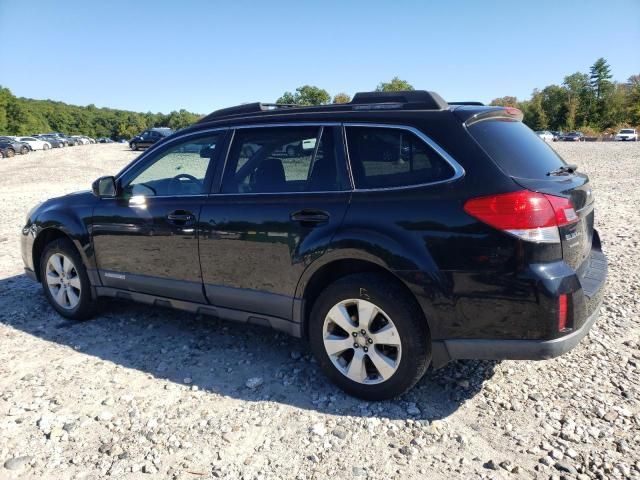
[1,0,638,114]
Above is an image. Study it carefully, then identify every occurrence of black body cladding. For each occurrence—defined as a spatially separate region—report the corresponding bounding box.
[21,91,607,370]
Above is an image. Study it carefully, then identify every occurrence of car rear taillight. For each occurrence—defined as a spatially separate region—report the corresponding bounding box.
[558,294,569,331]
[463,190,578,243]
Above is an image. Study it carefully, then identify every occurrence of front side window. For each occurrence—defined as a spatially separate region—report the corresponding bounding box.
[222,126,345,193]
[345,126,455,189]
[124,133,223,197]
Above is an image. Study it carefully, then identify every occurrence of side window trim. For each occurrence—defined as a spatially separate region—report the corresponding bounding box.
[116,127,229,191]
[342,123,465,191]
[116,128,229,198]
[215,124,350,196]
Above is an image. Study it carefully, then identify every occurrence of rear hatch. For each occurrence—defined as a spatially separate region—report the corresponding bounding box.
[464,114,595,270]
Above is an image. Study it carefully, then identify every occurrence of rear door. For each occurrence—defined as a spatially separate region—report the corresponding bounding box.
[198,125,351,321]
[467,119,595,269]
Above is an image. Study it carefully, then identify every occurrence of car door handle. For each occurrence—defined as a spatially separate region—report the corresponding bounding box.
[167,211,195,224]
[290,209,330,225]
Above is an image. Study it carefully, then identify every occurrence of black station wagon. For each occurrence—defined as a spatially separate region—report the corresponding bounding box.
[21,91,607,399]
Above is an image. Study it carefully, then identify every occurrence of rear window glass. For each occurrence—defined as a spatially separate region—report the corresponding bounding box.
[345,127,455,189]
[468,120,567,178]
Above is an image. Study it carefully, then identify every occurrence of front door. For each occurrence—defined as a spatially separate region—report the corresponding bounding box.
[199,125,351,321]
[92,130,227,302]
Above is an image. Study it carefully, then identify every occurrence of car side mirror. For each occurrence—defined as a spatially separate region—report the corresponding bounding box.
[92,176,118,198]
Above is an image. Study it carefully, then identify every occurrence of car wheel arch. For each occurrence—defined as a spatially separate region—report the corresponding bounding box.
[297,257,433,341]
[32,228,85,283]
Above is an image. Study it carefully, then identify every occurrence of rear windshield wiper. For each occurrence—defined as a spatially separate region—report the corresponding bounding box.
[547,164,578,176]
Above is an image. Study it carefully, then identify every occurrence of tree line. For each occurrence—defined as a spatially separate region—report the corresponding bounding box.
[0,87,200,139]
[1,61,637,139]
[490,58,639,134]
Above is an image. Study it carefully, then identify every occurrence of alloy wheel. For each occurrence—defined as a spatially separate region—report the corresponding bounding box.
[45,253,81,310]
[322,299,402,385]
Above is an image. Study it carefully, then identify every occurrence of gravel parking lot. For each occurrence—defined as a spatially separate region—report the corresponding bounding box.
[0,143,638,480]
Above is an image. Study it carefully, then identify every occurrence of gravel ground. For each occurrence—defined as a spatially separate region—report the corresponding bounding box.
[0,143,638,480]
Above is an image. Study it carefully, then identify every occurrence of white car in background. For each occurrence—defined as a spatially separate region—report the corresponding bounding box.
[535,130,554,142]
[17,136,52,150]
[72,136,91,145]
[615,129,637,141]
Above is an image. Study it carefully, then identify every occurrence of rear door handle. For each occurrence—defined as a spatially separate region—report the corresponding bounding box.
[290,209,330,225]
[167,210,195,225]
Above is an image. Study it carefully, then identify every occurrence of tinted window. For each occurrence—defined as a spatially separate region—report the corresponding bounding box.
[222,126,345,193]
[124,133,223,197]
[468,120,566,178]
[345,127,454,189]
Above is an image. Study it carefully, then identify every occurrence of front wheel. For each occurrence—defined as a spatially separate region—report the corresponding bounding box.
[43,144,50,150]
[309,274,431,400]
[6,148,15,157]
[40,238,95,320]
[20,146,29,154]
[131,142,138,151]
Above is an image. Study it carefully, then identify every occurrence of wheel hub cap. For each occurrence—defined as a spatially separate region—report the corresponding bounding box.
[322,298,402,385]
[45,253,81,310]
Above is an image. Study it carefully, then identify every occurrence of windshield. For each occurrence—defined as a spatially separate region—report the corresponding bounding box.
[468,119,567,179]
[620,129,634,134]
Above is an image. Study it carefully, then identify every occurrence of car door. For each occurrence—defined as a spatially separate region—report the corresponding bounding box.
[199,124,351,321]
[92,129,228,302]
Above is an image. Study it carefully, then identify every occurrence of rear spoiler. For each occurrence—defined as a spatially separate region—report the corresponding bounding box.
[452,106,524,126]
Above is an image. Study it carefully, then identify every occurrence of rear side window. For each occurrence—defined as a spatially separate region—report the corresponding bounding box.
[468,120,567,179]
[222,126,346,193]
[345,127,455,189]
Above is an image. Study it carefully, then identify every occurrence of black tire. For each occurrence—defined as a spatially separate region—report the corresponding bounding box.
[6,148,15,158]
[40,238,95,321]
[20,146,29,155]
[308,273,431,400]
[43,144,50,150]
[131,142,138,151]
[286,145,297,158]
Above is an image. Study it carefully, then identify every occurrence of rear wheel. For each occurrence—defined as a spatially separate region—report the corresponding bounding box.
[6,148,15,158]
[309,274,430,400]
[131,142,138,151]
[286,145,297,157]
[43,144,50,150]
[40,239,95,320]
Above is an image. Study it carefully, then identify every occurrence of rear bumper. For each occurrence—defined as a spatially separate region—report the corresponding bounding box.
[437,298,600,362]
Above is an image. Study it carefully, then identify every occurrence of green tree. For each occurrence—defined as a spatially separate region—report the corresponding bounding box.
[540,85,568,130]
[276,85,331,105]
[489,96,519,107]
[375,77,414,92]
[332,92,351,104]
[563,72,591,129]
[590,58,613,100]
[625,74,640,126]
[522,90,548,130]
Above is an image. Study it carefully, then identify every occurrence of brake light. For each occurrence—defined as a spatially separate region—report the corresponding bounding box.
[463,190,578,243]
[558,294,568,331]
[504,107,522,117]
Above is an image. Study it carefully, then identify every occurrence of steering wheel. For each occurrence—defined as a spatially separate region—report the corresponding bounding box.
[169,173,202,194]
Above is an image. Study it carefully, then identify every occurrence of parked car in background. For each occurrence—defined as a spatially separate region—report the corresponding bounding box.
[36,135,65,148]
[71,136,91,145]
[97,137,114,143]
[535,130,554,142]
[550,131,563,141]
[129,128,174,150]
[0,140,19,157]
[17,136,52,150]
[0,137,30,154]
[615,128,637,141]
[559,131,585,142]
